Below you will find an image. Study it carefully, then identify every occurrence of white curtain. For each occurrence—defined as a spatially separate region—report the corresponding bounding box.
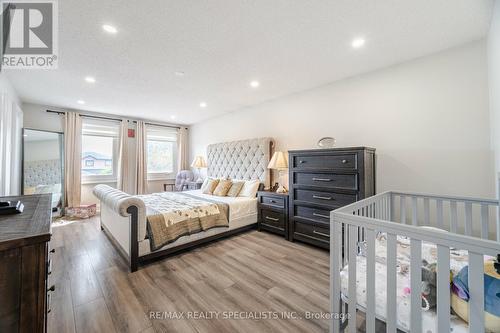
[64,112,82,208]
[177,127,189,171]
[134,121,148,194]
[0,93,22,196]
[117,120,129,192]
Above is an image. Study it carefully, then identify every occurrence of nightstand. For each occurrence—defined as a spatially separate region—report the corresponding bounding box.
[186,181,202,190]
[257,191,289,239]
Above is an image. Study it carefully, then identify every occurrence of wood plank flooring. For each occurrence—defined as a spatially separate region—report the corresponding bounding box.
[47,216,334,333]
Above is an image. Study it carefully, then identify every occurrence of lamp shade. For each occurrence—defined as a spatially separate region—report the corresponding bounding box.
[191,156,207,168]
[267,151,288,170]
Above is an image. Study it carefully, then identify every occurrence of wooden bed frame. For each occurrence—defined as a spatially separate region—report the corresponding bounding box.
[95,137,274,272]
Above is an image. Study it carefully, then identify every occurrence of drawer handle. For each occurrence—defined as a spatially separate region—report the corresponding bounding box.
[342,159,348,164]
[50,248,55,254]
[312,178,332,182]
[265,216,280,222]
[313,230,330,238]
[313,212,329,219]
[269,200,276,203]
[299,160,306,164]
[48,285,55,292]
[312,195,333,200]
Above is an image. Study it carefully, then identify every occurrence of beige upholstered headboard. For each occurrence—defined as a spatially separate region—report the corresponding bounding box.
[207,138,274,187]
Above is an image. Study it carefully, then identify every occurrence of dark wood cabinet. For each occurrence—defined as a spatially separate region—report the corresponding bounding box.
[288,147,376,249]
[0,194,52,333]
[257,191,289,239]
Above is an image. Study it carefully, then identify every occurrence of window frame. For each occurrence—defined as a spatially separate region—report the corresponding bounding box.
[81,122,120,184]
[146,126,178,181]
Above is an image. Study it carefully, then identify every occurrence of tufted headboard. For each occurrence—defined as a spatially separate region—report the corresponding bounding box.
[24,159,62,188]
[207,138,274,187]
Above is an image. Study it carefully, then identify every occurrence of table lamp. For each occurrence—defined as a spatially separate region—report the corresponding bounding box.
[191,156,207,183]
[267,151,288,193]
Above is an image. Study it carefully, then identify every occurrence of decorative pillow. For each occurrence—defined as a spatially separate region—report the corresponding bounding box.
[227,181,245,197]
[202,178,220,195]
[451,260,500,333]
[213,180,233,196]
[238,179,260,197]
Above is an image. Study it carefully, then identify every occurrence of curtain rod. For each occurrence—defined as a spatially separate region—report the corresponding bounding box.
[46,110,185,130]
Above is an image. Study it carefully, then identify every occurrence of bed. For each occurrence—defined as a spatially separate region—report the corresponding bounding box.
[93,137,273,272]
[330,191,500,333]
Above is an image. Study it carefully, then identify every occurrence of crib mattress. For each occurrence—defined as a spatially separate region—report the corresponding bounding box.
[339,236,471,332]
[340,256,469,332]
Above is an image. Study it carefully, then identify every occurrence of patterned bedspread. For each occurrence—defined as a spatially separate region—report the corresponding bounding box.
[137,192,229,251]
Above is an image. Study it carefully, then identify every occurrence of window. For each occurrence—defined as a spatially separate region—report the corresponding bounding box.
[81,118,120,183]
[146,125,178,179]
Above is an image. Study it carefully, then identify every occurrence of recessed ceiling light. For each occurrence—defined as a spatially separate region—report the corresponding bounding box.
[170,115,176,120]
[85,76,96,83]
[174,71,185,77]
[351,38,366,49]
[102,24,118,34]
[199,102,207,108]
[77,100,85,105]
[250,80,260,88]
[23,134,27,137]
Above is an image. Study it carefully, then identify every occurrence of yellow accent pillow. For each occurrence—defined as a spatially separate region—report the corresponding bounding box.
[226,181,244,197]
[213,180,233,196]
[202,178,220,195]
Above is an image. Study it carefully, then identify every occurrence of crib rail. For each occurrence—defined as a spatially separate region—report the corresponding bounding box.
[330,191,500,333]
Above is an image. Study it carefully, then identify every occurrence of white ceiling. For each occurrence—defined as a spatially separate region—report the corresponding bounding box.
[6,0,494,125]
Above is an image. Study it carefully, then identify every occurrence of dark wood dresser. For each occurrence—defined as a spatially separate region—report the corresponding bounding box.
[288,147,376,248]
[0,194,52,333]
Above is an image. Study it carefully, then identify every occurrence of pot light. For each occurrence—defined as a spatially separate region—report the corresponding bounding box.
[170,115,176,120]
[250,80,260,88]
[102,24,118,34]
[351,38,366,49]
[77,100,85,105]
[199,102,207,108]
[85,76,96,83]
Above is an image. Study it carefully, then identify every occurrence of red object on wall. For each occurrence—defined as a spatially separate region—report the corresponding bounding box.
[128,129,135,138]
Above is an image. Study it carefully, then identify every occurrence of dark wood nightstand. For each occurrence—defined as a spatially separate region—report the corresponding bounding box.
[186,181,202,190]
[257,191,289,239]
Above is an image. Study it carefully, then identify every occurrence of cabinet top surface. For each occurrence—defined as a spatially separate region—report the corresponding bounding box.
[288,146,375,153]
[0,194,52,248]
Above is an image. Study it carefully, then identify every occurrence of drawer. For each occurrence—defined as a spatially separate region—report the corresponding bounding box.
[260,209,285,229]
[292,153,357,170]
[260,195,285,209]
[294,205,331,223]
[293,189,357,208]
[293,221,330,247]
[293,172,357,190]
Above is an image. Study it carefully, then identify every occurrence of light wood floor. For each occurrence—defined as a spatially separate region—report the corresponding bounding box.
[47,216,333,333]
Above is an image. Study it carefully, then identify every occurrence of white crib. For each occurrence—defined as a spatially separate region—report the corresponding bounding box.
[330,191,500,333]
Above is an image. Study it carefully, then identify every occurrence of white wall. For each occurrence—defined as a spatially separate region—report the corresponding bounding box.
[0,73,23,196]
[24,140,60,162]
[488,0,500,191]
[190,41,495,198]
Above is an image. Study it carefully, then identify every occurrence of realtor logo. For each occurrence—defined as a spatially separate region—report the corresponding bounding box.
[1,0,58,69]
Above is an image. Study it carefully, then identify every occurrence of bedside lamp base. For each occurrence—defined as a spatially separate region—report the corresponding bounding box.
[276,184,288,193]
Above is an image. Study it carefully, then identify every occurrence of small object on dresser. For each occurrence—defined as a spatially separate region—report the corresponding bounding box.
[317,137,336,148]
[65,203,97,219]
[0,200,24,215]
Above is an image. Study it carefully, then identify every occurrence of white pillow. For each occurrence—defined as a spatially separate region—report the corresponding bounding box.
[238,179,260,197]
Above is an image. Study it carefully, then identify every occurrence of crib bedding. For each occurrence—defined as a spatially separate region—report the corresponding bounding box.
[340,236,471,332]
[138,192,229,251]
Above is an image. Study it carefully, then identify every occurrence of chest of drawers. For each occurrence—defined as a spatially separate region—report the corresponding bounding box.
[0,194,53,332]
[288,147,376,248]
